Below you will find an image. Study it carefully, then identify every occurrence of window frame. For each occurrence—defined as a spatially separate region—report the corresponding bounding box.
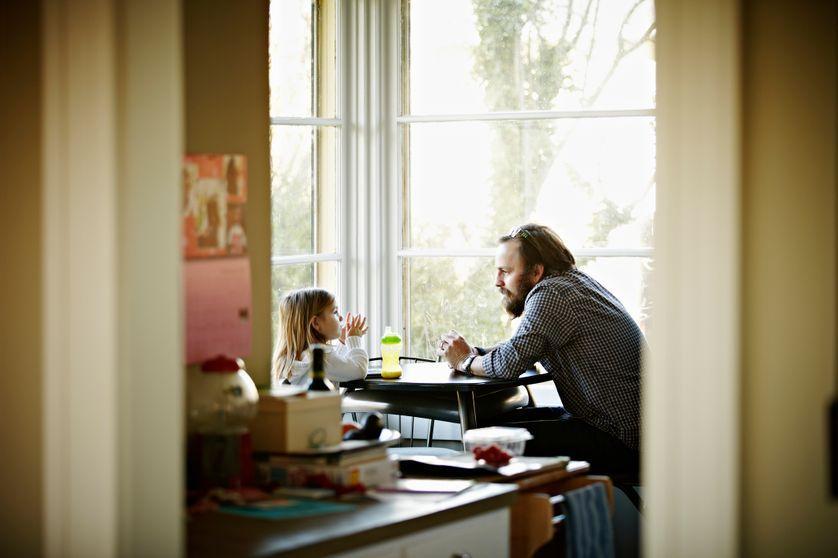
[268,0,656,352]
[268,0,345,325]
[392,0,656,349]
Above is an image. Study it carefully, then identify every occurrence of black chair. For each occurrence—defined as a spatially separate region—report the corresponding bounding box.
[611,475,643,512]
[342,356,535,447]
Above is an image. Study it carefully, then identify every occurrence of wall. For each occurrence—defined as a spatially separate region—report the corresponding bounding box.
[646,0,742,554]
[115,0,184,554]
[183,0,272,385]
[38,0,183,553]
[741,1,838,555]
[0,1,43,554]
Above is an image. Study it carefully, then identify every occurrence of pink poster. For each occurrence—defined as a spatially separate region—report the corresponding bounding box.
[182,153,252,364]
[184,257,252,364]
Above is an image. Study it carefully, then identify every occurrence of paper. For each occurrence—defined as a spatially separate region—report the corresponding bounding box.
[218,498,355,520]
[373,478,475,493]
[185,257,252,363]
[396,454,569,479]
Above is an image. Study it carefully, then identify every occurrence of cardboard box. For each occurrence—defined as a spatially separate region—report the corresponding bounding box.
[250,390,342,453]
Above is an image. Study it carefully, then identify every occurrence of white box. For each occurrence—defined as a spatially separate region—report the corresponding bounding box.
[250,390,342,453]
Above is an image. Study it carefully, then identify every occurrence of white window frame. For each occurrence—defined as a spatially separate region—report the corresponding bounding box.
[269,0,346,327]
[270,0,656,352]
[387,1,656,348]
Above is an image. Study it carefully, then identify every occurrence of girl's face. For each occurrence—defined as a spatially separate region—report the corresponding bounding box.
[311,302,343,341]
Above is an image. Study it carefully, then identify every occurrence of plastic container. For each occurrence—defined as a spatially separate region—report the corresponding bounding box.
[187,356,259,435]
[462,426,533,456]
[380,326,403,379]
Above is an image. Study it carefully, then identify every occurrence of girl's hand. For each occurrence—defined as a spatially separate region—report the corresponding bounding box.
[346,313,368,338]
[339,313,351,344]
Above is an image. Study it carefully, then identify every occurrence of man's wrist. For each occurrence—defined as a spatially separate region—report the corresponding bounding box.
[458,354,477,374]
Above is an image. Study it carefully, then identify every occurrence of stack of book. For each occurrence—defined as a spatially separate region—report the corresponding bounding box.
[255,444,397,490]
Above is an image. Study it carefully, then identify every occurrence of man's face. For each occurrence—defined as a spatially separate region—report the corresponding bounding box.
[495,240,537,318]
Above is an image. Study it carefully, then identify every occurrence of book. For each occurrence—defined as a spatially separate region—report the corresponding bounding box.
[396,454,569,479]
[257,453,397,489]
[265,445,388,467]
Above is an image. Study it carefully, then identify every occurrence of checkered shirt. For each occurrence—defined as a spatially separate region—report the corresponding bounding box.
[483,269,644,450]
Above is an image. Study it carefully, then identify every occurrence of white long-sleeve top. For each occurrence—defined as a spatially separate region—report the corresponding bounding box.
[284,335,369,386]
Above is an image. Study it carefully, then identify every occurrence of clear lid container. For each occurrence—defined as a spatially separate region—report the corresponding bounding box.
[462,426,533,456]
[462,426,533,445]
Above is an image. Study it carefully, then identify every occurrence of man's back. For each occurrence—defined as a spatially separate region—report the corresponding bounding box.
[484,268,645,449]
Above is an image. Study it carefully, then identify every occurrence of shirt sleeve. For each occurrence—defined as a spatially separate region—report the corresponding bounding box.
[323,335,369,383]
[483,285,576,379]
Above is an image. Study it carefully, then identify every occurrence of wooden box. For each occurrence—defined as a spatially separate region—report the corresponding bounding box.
[250,390,342,453]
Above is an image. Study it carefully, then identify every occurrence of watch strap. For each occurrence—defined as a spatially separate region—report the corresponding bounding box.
[462,354,477,373]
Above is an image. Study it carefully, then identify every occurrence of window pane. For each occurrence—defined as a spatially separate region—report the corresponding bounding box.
[270,125,339,256]
[271,261,340,341]
[269,0,337,118]
[405,257,513,359]
[405,256,651,360]
[577,256,652,333]
[406,117,655,250]
[403,0,655,114]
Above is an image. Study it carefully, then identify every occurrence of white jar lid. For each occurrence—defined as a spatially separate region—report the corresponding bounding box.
[462,426,533,444]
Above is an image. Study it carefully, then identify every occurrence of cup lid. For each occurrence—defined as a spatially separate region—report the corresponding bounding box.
[201,355,241,373]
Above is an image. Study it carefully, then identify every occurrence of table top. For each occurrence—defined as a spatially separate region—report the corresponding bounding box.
[341,361,552,393]
[187,482,517,558]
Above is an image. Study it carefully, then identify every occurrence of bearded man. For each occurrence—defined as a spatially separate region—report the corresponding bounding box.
[437,223,645,479]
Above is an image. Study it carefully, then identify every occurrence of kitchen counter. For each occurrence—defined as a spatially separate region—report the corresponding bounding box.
[187,482,517,557]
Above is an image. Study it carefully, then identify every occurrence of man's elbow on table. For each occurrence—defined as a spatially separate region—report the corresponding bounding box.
[480,348,538,380]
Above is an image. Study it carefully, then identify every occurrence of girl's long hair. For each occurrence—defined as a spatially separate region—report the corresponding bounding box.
[271,288,335,385]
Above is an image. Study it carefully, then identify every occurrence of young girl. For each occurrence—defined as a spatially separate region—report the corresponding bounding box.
[271,287,369,387]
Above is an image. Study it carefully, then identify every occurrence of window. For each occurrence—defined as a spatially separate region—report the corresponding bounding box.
[269,0,656,360]
[399,0,656,358]
[269,0,341,334]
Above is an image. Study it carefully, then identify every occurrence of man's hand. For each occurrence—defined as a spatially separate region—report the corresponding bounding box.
[436,330,473,372]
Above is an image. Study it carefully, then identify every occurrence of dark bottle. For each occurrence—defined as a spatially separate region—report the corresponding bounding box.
[308,344,334,392]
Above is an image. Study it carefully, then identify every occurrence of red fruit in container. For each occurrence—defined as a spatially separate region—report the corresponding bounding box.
[472,443,513,467]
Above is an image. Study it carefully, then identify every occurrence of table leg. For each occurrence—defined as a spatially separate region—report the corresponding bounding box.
[456,391,478,438]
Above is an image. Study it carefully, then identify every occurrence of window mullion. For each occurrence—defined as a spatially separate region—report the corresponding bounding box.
[343,0,366,346]
[396,248,655,258]
[271,253,342,266]
[397,108,655,123]
[269,117,342,126]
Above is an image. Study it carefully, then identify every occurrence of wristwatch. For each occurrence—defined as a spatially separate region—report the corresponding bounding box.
[461,354,477,374]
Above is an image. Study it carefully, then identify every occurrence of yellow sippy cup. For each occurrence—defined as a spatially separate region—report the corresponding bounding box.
[380,326,403,379]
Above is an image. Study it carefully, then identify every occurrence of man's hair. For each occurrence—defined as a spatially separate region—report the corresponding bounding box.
[498,223,576,276]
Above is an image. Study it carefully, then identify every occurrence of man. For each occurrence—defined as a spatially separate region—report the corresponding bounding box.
[437,223,644,478]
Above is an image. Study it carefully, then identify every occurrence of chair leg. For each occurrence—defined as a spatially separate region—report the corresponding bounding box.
[409,417,415,447]
[426,419,435,447]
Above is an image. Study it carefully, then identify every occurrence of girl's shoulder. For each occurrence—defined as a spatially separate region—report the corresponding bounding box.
[285,359,311,385]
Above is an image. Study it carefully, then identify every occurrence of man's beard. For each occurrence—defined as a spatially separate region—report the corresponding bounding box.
[501,278,536,318]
